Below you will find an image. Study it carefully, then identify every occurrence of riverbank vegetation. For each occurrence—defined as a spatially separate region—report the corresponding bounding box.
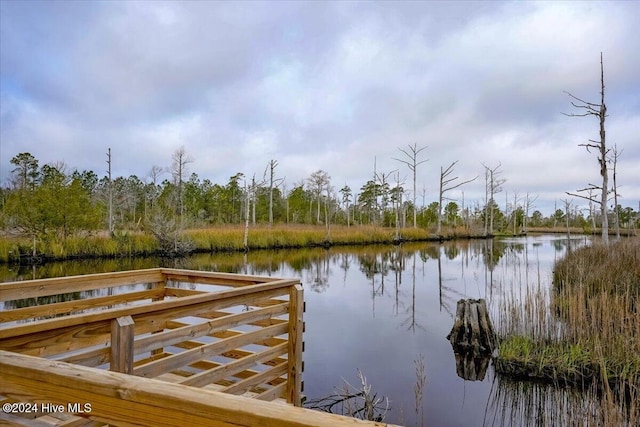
[495,238,640,423]
[0,224,485,264]
[1,151,637,264]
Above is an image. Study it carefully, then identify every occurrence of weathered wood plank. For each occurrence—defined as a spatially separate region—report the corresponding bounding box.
[47,412,104,426]
[55,346,110,367]
[0,269,313,421]
[161,268,292,287]
[0,269,166,301]
[1,320,114,357]
[134,323,288,378]
[180,342,288,388]
[0,286,294,358]
[0,411,53,426]
[58,419,104,426]
[222,361,288,395]
[255,382,286,402]
[0,279,297,340]
[51,332,287,370]
[168,329,287,350]
[182,348,287,372]
[0,289,165,323]
[173,307,288,327]
[134,303,289,355]
[163,287,205,297]
[1,351,395,427]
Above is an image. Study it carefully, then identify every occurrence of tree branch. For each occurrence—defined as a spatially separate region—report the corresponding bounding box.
[563,90,602,108]
[566,191,601,205]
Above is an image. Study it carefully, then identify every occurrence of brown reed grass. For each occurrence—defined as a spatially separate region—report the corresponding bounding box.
[495,237,640,424]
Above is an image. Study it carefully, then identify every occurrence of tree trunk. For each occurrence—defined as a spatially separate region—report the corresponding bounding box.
[447,299,497,381]
[599,54,609,244]
[447,299,497,355]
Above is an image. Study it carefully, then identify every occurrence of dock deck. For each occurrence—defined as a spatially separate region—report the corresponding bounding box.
[0,268,395,426]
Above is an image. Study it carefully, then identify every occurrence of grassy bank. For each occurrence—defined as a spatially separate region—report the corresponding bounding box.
[525,226,638,237]
[0,224,486,264]
[495,238,640,422]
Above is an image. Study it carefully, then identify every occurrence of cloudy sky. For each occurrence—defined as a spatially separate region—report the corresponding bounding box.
[1,0,639,215]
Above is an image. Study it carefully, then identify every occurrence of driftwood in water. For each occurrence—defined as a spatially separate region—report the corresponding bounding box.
[447,299,498,381]
[447,298,498,354]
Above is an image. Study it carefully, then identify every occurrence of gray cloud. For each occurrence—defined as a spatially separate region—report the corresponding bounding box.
[1,0,639,214]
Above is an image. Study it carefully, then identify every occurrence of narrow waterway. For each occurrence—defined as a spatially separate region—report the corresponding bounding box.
[1,234,598,426]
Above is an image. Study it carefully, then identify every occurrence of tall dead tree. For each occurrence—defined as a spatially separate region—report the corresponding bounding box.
[510,190,521,236]
[482,162,505,236]
[264,159,284,226]
[437,161,477,234]
[170,146,194,229]
[106,148,113,234]
[523,192,538,233]
[394,143,428,228]
[564,53,609,244]
[391,171,405,240]
[612,144,622,239]
[145,165,164,217]
[561,198,573,239]
[242,174,265,250]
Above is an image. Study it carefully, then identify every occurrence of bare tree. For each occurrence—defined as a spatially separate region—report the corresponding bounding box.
[242,174,265,250]
[170,146,194,225]
[264,159,284,226]
[561,198,573,239]
[144,165,164,217]
[307,170,330,225]
[523,192,538,233]
[511,190,520,235]
[612,144,622,239]
[391,171,405,240]
[564,53,610,244]
[587,188,597,231]
[106,148,113,234]
[323,179,334,240]
[394,143,428,228]
[437,161,477,233]
[482,162,505,236]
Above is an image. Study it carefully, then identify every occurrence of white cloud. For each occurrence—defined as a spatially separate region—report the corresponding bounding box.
[1,0,638,214]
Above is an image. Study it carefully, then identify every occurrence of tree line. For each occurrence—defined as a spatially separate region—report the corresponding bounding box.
[1,147,636,250]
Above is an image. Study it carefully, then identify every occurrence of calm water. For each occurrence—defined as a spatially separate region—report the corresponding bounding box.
[0,234,594,426]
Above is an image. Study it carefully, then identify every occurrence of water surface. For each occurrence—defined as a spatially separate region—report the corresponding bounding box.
[0,234,591,426]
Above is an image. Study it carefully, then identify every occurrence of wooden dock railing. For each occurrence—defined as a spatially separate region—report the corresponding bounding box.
[0,350,395,427]
[0,268,369,426]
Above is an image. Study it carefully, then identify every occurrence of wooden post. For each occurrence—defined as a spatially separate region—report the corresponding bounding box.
[287,284,304,406]
[111,315,134,374]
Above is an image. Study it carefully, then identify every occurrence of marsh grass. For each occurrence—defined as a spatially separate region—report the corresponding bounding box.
[486,375,638,427]
[0,224,485,263]
[187,224,429,250]
[495,238,640,423]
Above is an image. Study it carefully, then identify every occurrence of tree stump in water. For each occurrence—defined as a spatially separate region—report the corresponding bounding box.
[446,299,498,381]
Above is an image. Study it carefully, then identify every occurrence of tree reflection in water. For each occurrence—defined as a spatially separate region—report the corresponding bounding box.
[5,235,629,426]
